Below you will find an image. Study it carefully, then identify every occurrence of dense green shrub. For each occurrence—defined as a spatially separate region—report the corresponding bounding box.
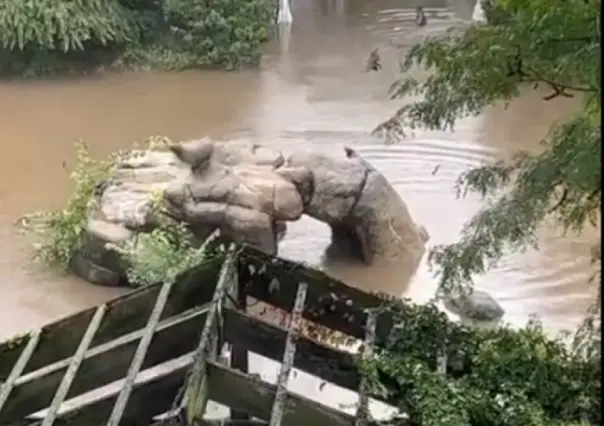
[0,0,136,76]
[359,298,601,425]
[0,0,135,51]
[163,0,276,69]
[0,0,276,76]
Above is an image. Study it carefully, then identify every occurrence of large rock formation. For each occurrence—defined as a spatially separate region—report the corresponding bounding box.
[72,139,429,286]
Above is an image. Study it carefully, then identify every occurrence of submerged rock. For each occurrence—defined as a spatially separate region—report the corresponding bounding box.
[74,139,429,286]
[442,289,505,322]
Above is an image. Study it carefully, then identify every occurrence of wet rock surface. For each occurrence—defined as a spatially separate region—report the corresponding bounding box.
[442,289,505,322]
[75,139,429,286]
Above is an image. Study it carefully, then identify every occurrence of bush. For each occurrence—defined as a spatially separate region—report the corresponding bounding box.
[109,216,223,287]
[163,0,276,69]
[0,0,137,76]
[20,137,220,287]
[19,141,117,268]
[359,298,601,425]
[0,0,277,76]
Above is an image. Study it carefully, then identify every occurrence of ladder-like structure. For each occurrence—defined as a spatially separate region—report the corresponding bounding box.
[0,245,397,426]
[184,246,379,426]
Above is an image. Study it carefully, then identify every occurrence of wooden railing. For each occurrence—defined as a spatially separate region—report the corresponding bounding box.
[0,244,399,426]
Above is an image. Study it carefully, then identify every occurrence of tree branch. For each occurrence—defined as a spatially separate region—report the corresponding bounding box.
[511,58,596,99]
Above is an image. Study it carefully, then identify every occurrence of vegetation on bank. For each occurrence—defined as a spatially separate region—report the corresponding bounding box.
[0,0,276,77]
[19,138,215,287]
[20,141,117,268]
[359,296,600,425]
[109,220,223,287]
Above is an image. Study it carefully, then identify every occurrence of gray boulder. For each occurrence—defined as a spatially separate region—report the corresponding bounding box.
[286,146,428,264]
[73,139,429,286]
[442,289,505,322]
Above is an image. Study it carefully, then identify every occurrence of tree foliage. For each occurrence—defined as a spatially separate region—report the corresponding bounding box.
[0,0,276,76]
[366,1,601,421]
[164,0,275,69]
[376,0,600,315]
[0,0,134,52]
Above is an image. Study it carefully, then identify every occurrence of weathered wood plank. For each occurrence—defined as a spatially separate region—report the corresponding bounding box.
[106,280,175,426]
[354,312,377,426]
[186,246,238,424]
[40,305,107,426]
[150,419,267,426]
[0,258,222,381]
[0,311,94,383]
[230,253,250,422]
[269,282,307,426]
[205,361,368,426]
[24,356,355,426]
[25,362,191,426]
[221,307,399,407]
[0,331,41,413]
[0,305,210,423]
[197,421,266,426]
[223,308,360,392]
[237,249,460,380]
[238,247,393,343]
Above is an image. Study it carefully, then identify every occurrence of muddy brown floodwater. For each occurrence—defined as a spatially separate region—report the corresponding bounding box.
[0,0,599,415]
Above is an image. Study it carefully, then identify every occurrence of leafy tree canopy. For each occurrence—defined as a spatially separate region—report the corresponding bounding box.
[366,3,601,414]
[375,0,601,325]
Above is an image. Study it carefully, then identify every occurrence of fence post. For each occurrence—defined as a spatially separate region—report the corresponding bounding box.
[185,245,237,424]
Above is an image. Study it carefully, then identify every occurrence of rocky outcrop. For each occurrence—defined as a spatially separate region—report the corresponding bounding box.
[442,289,505,322]
[75,138,429,286]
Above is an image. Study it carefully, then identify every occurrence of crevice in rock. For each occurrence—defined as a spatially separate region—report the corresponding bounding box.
[347,169,370,218]
[302,172,315,208]
[326,224,366,262]
[323,168,372,264]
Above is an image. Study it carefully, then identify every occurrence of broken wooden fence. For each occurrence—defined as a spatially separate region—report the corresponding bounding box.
[0,245,401,426]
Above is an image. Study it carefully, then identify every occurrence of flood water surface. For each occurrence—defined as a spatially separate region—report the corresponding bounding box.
[0,0,597,363]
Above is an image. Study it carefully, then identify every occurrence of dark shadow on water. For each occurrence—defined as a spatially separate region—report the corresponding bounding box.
[318,231,422,297]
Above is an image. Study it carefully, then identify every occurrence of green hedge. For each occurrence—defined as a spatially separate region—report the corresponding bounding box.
[360,298,601,425]
[0,0,276,77]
